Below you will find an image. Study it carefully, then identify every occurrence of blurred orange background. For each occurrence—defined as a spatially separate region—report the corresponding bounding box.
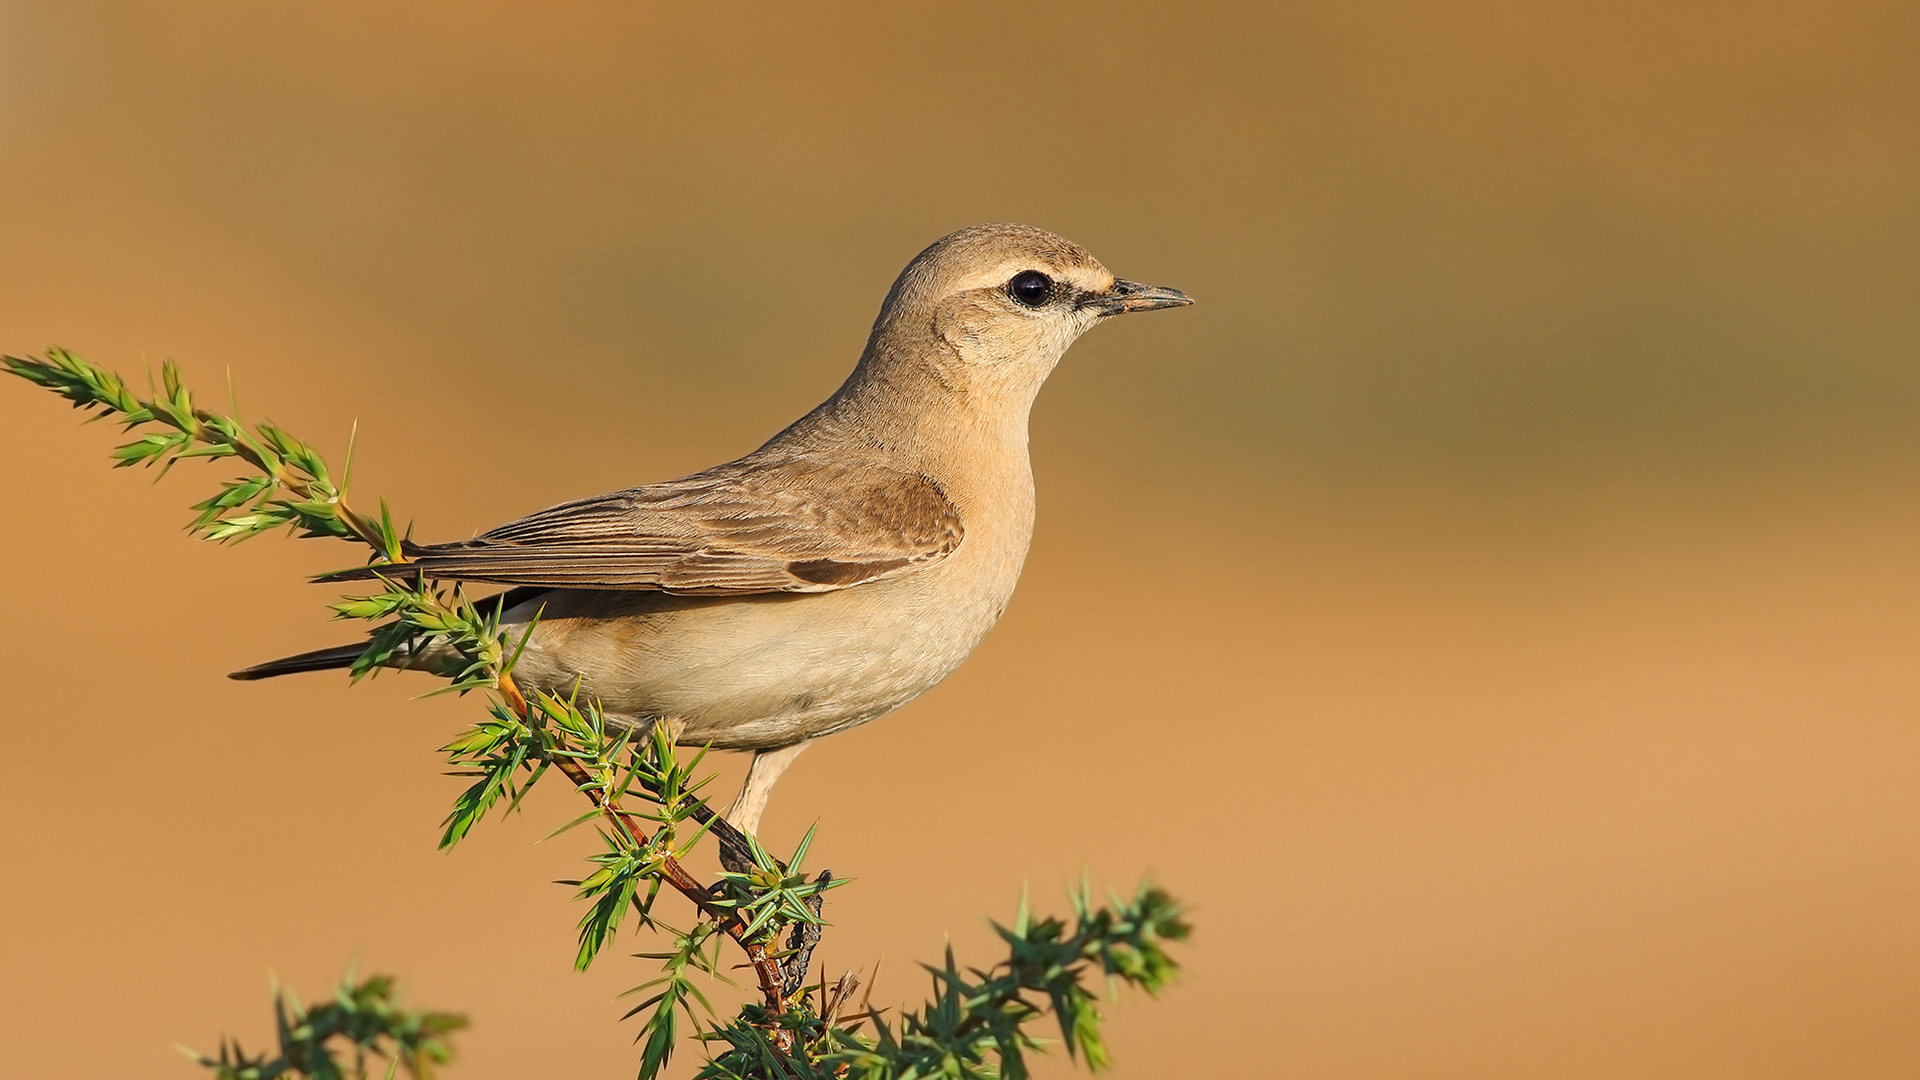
[3,2,1918,1076]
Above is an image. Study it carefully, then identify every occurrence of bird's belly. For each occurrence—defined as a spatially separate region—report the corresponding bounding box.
[498,575,1005,750]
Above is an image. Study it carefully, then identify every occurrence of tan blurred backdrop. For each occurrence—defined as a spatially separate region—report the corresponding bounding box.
[3,2,1918,1076]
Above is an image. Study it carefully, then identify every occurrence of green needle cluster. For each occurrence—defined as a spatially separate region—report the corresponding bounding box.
[184,973,466,1080]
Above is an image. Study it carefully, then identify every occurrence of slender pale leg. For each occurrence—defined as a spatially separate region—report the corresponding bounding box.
[726,741,811,835]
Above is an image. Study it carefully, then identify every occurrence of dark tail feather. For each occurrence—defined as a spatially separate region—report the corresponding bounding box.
[228,642,366,681]
[230,588,547,681]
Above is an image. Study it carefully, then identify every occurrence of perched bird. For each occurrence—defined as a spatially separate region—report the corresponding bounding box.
[233,223,1191,834]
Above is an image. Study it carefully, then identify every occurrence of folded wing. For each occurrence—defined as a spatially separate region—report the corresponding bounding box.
[321,457,964,594]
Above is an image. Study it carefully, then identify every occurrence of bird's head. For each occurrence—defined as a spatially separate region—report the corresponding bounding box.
[861,223,1192,408]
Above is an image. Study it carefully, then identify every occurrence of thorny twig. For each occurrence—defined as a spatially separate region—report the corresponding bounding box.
[492,671,798,1030]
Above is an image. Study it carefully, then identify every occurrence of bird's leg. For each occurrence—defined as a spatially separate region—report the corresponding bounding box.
[726,741,811,838]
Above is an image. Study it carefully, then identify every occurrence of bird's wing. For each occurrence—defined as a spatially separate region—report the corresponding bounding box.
[322,458,964,594]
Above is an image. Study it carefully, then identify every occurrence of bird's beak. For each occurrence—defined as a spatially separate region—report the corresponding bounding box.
[1087,278,1195,316]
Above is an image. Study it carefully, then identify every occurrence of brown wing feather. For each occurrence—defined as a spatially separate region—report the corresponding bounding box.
[322,457,963,594]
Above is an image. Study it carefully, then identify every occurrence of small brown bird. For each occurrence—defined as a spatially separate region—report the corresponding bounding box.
[233,223,1191,833]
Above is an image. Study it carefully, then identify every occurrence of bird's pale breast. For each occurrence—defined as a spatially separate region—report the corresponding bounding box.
[496,478,1033,750]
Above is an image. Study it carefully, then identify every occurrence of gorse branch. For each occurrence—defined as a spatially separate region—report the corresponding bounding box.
[4,348,382,547]
[4,350,524,693]
[8,349,1188,1080]
[695,883,1190,1080]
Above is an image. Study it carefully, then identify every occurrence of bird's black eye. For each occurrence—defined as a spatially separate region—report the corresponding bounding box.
[1007,270,1053,308]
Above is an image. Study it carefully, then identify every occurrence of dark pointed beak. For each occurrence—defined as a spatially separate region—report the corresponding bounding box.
[1088,278,1194,316]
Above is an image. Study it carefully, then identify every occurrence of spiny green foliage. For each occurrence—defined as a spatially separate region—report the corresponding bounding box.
[710,824,837,944]
[8,349,1187,1080]
[4,347,364,543]
[332,569,510,694]
[625,921,727,1080]
[186,973,466,1080]
[437,687,784,975]
[697,884,1190,1080]
[3,349,505,694]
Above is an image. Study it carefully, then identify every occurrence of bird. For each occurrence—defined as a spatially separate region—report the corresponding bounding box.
[232,222,1192,836]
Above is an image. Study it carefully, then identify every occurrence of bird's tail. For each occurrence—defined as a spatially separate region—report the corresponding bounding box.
[228,642,366,681]
[229,588,544,682]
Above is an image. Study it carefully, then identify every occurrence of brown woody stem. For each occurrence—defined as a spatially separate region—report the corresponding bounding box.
[494,670,792,1022]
